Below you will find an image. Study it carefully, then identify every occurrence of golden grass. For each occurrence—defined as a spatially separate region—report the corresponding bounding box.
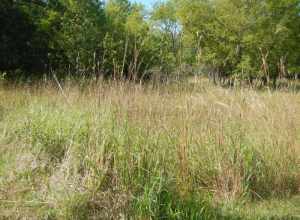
[0,79,299,219]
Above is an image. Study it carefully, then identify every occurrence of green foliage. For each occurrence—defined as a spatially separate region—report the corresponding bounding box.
[175,0,300,82]
[57,0,106,72]
[0,0,49,74]
[133,176,216,219]
[0,0,299,82]
[16,107,91,161]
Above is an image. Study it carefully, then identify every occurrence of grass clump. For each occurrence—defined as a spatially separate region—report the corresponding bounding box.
[0,80,299,219]
[15,106,92,162]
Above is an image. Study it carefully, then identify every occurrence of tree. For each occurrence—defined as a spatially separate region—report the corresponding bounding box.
[1,0,299,83]
[0,0,50,75]
[175,0,300,85]
[56,0,106,74]
[150,1,182,75]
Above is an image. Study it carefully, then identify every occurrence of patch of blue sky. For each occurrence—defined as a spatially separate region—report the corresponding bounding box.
[130,0,158,9]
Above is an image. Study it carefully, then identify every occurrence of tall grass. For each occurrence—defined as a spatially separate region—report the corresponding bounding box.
[0,79,299,219]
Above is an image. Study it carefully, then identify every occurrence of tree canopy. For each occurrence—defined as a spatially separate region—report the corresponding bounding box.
[1,0,299,84]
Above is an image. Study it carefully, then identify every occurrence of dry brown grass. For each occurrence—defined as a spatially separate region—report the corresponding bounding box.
[0,78,299,219]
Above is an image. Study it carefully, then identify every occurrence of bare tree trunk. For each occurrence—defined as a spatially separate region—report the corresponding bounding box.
[259,48,269,86]
[121,35,129,79]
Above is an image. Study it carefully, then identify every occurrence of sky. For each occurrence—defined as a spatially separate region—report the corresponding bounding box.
[131,0,157,8]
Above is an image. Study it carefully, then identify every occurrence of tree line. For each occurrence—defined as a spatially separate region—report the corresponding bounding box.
[1,0,300,85]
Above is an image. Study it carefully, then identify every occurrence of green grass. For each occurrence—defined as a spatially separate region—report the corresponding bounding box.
[0,80,299,219]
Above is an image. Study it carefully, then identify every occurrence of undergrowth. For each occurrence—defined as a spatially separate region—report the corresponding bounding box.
[0,80,299,219]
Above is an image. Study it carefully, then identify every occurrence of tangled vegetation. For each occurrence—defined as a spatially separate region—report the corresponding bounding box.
[1,0,300,219]
[0,79,299,219]
[1,0,300,85]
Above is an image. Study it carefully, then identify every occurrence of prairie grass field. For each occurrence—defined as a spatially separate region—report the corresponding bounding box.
[0,78,299,219]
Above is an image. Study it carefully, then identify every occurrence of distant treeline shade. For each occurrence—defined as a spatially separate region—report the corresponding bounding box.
[0,0,299,84]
